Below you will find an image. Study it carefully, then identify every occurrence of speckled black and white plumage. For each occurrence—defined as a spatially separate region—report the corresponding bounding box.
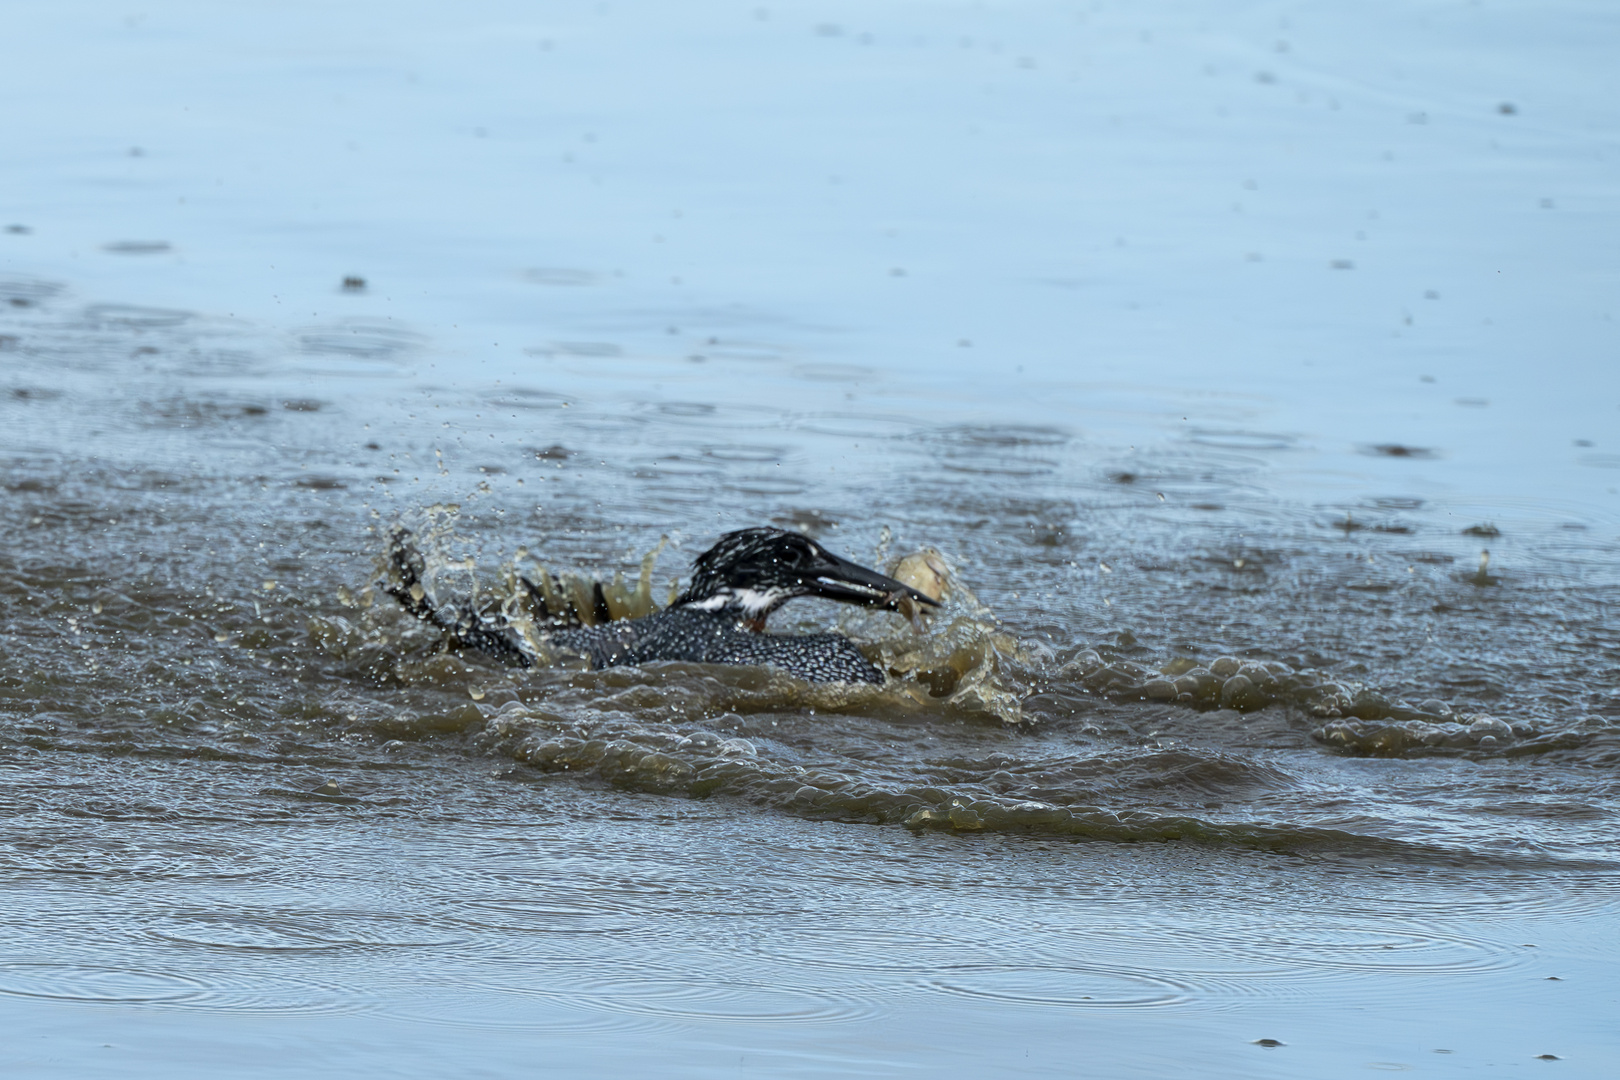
[548,608,886,684]
[383,526,936,685]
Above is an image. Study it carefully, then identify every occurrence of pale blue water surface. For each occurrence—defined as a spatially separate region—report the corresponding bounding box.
[3,1,1618,1076]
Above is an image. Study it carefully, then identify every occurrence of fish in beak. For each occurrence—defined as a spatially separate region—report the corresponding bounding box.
[802,549,942,614]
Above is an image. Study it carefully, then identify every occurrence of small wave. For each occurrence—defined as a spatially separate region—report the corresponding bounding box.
[639,400,782,430]
[138,395,270,430]
[1051,648,1589,761]
[488,387,569,409]
[792,362,873,382]
[1188,429,1298,451]
[149,913,463,953]
[791,412,917,439]
[699,443,788,464]
[295,319,422,366]
[521,267,597,286]
[726,476,806,496]
[528,340,622,357]
[0,275,65,304]
[1312,717,1589,758]
[911,424,1070,478]
[102,240,172,255]
[925,424,1071,449]
[462,702,1550,864]
[84,303,192,328]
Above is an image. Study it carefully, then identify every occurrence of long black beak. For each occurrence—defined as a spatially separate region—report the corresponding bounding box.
[802,550,941,613]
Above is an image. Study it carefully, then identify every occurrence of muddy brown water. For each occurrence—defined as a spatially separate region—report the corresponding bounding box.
[3,280,1617,1076]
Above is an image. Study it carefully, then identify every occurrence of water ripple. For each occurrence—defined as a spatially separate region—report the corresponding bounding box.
[0,962,207,1005]
[922,963,1191,1010]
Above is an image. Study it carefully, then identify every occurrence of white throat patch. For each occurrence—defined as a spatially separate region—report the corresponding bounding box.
[686,586,790,616]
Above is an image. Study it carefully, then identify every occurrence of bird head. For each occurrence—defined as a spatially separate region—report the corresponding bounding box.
[675,527,940,626]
